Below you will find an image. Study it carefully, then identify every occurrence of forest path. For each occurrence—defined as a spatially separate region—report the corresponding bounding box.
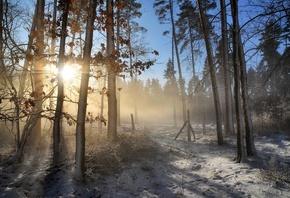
[145,125,290,198]
[1,125,290,197]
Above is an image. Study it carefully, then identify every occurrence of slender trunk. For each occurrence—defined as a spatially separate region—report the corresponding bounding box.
[220,0,235,136]
[169,0,186,122]
[49,0,57,109]
[75,0,97,182]
[116,6,121,127]
[188,22,195,77]
[230,0,244,163]
[171,31,177,126]
[31,0,45,144]
[189,21,197,125]
[53,0,70,162]
[0,0,4,72]
[172,86,177,126]
[107,0,118,142]
[18,2,38,98]
[238,36,256,156]
[197,0,223,145]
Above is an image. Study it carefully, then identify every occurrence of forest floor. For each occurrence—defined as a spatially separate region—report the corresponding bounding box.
[0,125,290,197]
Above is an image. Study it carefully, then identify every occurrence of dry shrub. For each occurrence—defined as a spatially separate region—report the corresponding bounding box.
[85,131,160,176]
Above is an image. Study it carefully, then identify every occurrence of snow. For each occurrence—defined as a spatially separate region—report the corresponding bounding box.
[1,125,290,197]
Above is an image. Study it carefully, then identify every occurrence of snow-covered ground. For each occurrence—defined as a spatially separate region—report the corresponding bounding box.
[0,125,290,197]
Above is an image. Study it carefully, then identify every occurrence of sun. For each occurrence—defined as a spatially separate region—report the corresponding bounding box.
[61,64,78,81]
[52,64,78,81]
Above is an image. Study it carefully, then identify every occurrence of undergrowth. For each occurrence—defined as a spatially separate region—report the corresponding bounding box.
[85,131,160,176]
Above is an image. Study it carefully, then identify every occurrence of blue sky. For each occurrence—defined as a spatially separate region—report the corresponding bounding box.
[136,0,206,86]
[136,0,173,85]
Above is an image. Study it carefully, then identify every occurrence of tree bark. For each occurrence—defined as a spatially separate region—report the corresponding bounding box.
[53,0,70,162]
[31,0,45,144]
[169,0,187,122]
[116,5,121,127]
[107,0,118,142]
[220,0,235,136]
[75,0,97,182]
[171,32,177,126]
[197,0,223,145]
[0,0,4,73]
[238,36,256,156]
[230,0,245,163]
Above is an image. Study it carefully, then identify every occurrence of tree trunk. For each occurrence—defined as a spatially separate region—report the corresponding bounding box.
[106,0,118,142]
[116,6,121,127]
[53,0,70,162]
[75,0,97,182]
[220,0,235,136]
[49,0,57,109]
[18,1,38,99]
[230,0,244,163]
[197,0,223,145]
[238,35,256,156]
[0,0,3,71]
[169,0,187,123]
[31,0,45,144]
[171,31,177,126]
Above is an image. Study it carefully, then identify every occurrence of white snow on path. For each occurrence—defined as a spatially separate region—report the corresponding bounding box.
[0,125,290,197]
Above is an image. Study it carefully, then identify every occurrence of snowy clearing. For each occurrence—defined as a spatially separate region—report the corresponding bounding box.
[0,125,290,197]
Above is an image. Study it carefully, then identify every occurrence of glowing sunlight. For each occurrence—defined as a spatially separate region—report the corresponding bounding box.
[61,64,77,81]
[52,64,79,81]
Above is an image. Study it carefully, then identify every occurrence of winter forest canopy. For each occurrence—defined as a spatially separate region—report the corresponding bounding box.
[0,0,290,192]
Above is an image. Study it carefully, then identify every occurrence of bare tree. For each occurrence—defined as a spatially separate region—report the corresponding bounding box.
[230,0,244,162]
[169,0,186,122]
[197,0,223,145]
[30,0,45,144]
[0,0,4,73]
[154,0,187,122]
[106,0,118,142]
[75,0,97,182]
[53,0,70,162]
[238,34,256,156]
[220,0,235,135]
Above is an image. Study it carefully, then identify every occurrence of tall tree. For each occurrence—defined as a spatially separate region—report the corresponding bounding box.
[30,0,45,143]
[259,20,282,96]
[220,0,235,135]
[230,0,244,162]
[176,0,201,77]
[0,0,4,73]
[53,0,70,162]
[197,0,223,145]
[106,0,118,142]
[154,0,187,122]
[75,0,97,182]
[120,0,145,125]
[238,35,256,156]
